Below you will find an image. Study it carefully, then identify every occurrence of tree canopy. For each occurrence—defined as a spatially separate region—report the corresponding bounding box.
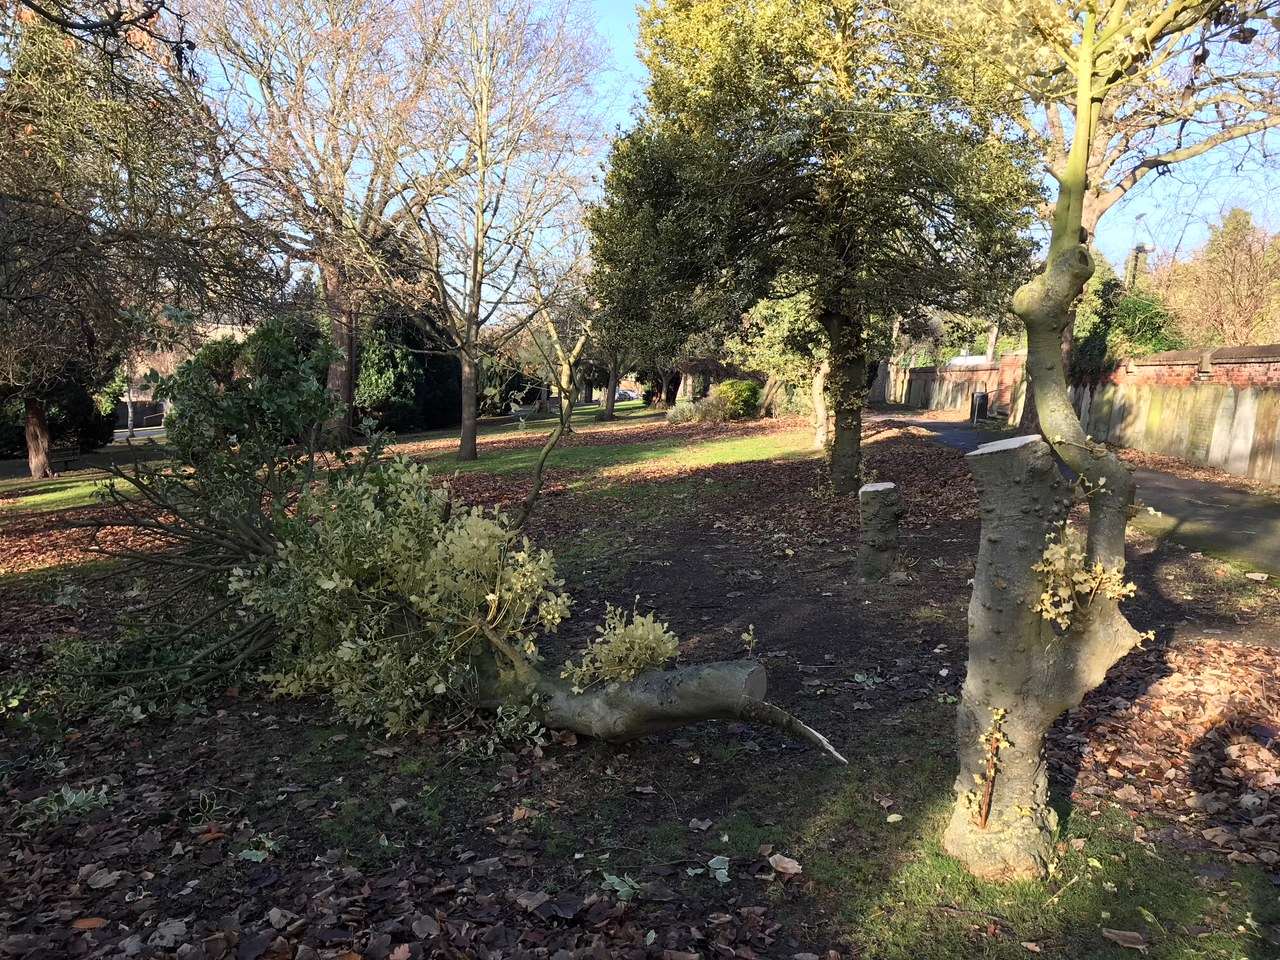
[589,0,1040,491]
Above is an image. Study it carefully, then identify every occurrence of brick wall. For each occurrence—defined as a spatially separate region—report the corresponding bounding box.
[891,353,1026,414]
[1105,345,1280,389]
[888,344,1280,484]
[1072,345,1280,484]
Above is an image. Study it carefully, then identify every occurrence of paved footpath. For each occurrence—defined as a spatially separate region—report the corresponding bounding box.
[872,413,1280,575]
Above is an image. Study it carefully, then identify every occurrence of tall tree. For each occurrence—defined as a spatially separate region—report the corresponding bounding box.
[197,0,454,435]
[386,0,604,460]
[1156,207,1280,347]
[0,13,262,476]
[586,126,725,415]
[12,0,184,57]
[920,0,1280,882]
[595,0,1037,494]
[1025,9,1280,237]
[913,0,1280,428]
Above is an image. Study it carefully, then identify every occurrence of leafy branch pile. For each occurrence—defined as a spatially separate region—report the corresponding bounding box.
[59,322,843,761]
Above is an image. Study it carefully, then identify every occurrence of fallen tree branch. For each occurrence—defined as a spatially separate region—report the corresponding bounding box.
[483,624,847,763]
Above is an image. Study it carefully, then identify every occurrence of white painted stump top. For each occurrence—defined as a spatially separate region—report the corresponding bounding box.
[967,434,1043,458]
[859,482,897,494]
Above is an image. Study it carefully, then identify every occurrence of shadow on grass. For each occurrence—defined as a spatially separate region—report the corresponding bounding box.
[576,698,1276,958]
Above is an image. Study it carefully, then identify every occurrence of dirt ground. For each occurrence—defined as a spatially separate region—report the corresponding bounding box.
[2,421,1279,959]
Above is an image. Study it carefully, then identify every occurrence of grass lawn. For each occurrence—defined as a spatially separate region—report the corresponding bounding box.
[1,411,1278,959]
[0,472,105,515]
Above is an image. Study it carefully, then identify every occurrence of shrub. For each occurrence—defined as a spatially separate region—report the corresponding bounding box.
[1070,258,1180,383]
[711,379,761,419]
[240,459,573,733]
[355,324,422,428]
[665,401,697,425]
[665,379,761,425]
[75,450,679,735]
[156,316,335,471]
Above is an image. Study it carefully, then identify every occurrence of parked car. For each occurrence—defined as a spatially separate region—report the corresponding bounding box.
[615,389,636,401]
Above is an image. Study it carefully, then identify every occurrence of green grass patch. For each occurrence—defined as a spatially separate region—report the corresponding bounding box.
[416,425,815,490]
[711,706,1273,959]
[0,473,104,515]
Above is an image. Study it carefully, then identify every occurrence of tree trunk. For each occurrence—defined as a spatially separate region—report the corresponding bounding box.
[599,364,619,421]
[811,360,829,449]
[825,311,865,496]
[459,352,479,461]
[949,23,1145,881]
[125,383,135,439]
[946,248,1140,882]
[1016,316,1074,434]
[558,361,577,433]
[481,628,846,765]
[678,370,695,402]
[25,397,52,479]
[1015,376,1040,434]
[985,322,999,361]
[321,262,358,438]
[858,481,901,581]
[943,436,1067,880]
[756,374,781,418]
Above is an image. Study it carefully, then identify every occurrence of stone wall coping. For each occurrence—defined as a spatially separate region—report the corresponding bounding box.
[1132,344,1280,366]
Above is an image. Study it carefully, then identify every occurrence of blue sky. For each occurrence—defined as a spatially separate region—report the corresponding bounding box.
[588,0,645,130]
[585,1,1279,270]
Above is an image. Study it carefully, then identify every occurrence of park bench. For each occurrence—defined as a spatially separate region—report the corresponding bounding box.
[49,444,80,473]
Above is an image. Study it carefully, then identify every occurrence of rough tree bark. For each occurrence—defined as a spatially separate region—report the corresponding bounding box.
[858,482,901,581]
[25,397,52,479]
[943,435,1067,879]
[825,311,866,495]
[321,262,358,438]
[811,360,830,449]
[598,362,619,421]
[458,352,479,462]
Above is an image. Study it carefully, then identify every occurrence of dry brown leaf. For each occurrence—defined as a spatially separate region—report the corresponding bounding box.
[1101,928,1149,952]
[767,853,803,876]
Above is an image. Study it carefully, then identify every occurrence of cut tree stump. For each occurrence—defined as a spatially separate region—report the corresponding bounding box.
[858,481,901,581]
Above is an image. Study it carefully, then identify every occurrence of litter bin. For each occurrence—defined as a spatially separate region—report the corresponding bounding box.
[970,390,989,424]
